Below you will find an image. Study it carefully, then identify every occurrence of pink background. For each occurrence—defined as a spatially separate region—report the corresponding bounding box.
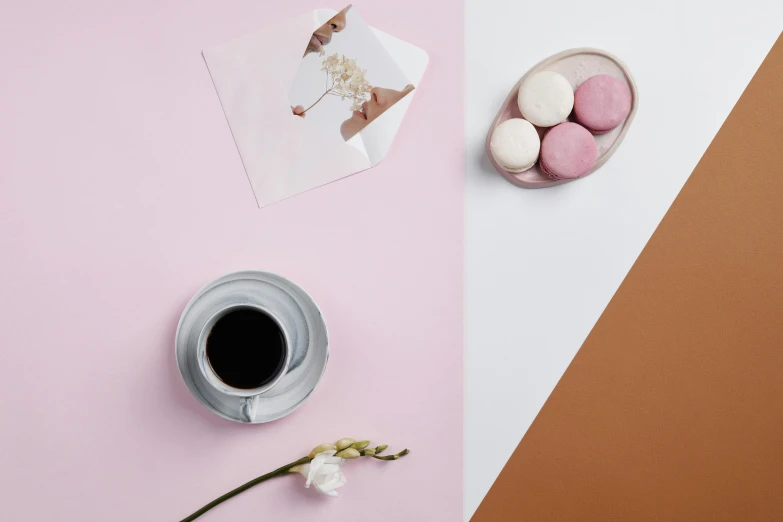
[0,1,462,520]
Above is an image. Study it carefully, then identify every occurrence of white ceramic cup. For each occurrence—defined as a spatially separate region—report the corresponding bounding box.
[196,303,291,422]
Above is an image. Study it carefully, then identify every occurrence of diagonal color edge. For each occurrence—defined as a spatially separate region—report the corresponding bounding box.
[472,31,783,522]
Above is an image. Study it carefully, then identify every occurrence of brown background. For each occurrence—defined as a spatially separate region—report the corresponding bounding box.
[472,34,783,521]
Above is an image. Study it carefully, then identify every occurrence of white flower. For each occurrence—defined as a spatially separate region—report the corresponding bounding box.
[309,53,372,114]
[293,450,347,497]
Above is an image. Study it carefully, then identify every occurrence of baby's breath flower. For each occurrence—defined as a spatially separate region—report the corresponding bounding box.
[302,53,373,116]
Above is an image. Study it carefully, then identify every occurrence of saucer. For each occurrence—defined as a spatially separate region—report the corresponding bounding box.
[175,271,328,423]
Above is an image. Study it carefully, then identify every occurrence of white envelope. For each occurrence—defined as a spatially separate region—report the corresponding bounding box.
[203,8,429,208]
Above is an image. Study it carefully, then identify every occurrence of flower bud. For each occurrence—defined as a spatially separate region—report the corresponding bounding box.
[308,443,337,459]
[335,448,361,459]
[351,440,370,450]
[362,448,376,456]
[335,438,355,451]
[375,444,388,454]
[372,448,410,461]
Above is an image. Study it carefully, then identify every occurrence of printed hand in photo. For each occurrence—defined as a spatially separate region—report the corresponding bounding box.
[340,85,415,140]
[304,5,351,57]
[292,105,306,118]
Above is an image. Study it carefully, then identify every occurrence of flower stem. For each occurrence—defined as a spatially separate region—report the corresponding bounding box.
[372,449,410,461]
[302,90,332,114]
[301,91,330,114]
[302,79,336,114]
[179,456,310,522]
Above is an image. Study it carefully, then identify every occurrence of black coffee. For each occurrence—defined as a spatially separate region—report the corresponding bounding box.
[206,308,286,390]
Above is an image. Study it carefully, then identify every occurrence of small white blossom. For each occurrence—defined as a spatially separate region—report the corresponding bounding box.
[291,450,347,498]
[305,53,372,115]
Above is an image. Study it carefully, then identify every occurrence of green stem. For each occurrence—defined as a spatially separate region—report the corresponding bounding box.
[179,456,310,522]
[372,449,410,461]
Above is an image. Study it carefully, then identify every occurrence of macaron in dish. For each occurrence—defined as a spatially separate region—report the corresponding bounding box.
[574,74,632,133]
[489,118,541,173]
[539,122,597,180]
[517,71,574,128]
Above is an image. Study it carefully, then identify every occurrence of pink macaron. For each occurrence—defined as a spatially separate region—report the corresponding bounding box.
[574,74,632,134]
[539,122,597,180]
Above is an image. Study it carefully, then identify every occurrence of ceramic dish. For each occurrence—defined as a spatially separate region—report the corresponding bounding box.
[175,270,328,423]
[486,48,638,188]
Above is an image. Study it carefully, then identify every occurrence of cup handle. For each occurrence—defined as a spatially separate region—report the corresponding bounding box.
[240,395,260,423]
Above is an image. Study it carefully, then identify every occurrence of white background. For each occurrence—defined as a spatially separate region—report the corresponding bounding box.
[465,1,783,519]
[287,8,410,141]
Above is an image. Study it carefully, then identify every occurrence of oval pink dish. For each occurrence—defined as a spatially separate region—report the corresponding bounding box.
[486,48,638,188]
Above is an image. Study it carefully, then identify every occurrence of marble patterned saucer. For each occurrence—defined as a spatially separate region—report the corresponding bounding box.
[175,271,328,423]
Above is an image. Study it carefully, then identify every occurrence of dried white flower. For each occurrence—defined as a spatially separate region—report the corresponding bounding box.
[302,53,372,115]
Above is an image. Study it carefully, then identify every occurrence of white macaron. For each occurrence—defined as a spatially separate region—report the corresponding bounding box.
[489,118,540,173]
[517,71,574,128]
